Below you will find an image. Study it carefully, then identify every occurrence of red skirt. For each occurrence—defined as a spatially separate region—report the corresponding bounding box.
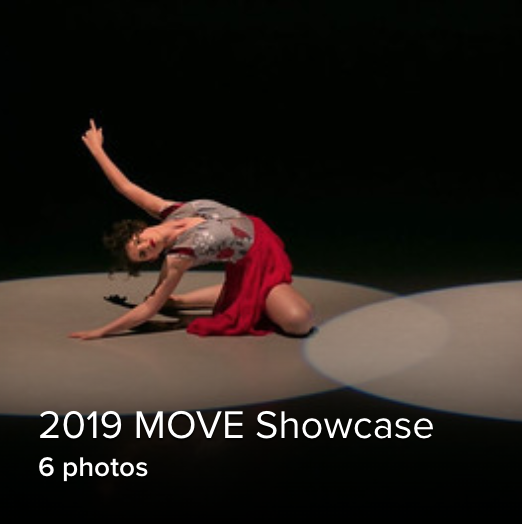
[186,216,293,336]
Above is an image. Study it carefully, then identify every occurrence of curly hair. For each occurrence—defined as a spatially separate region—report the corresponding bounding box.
[103,219,149,276]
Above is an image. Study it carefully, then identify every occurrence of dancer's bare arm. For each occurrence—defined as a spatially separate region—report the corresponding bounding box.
[82,119,175,218]
[69,258,192,340]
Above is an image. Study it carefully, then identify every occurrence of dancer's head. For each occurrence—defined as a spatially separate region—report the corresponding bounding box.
[103,219,150,276]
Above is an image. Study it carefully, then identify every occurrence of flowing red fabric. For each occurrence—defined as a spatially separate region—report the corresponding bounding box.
[187,216,293,336]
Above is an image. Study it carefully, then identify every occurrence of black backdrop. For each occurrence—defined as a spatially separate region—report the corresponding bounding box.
[3,0,522,508]
[3,0,522,288]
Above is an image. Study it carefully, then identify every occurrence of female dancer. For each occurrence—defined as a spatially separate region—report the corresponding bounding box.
[69,120,314,340]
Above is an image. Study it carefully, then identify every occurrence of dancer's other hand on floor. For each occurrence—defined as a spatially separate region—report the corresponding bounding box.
[69,329,105,341]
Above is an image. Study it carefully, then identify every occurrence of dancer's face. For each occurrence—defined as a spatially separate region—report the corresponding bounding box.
[126,228,163,263]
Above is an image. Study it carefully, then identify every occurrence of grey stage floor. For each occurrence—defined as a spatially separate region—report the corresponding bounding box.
[306,279,522,421]
[1,271,521,421]
[0,271,393,415]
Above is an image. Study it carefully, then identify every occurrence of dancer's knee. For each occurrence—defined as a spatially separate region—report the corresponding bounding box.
[278,303,315,337]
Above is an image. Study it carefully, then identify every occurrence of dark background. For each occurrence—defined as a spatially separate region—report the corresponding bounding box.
[2,0,522,508]
[3,0,522,290]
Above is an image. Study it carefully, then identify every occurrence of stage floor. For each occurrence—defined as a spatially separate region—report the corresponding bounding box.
[0,271,393,415]
[2,269,521,499]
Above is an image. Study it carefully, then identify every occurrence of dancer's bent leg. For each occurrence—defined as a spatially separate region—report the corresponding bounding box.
[265,283,315,336]
[167,284,223,309]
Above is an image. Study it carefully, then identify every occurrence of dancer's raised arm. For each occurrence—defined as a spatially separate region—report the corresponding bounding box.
[82,119,174,218]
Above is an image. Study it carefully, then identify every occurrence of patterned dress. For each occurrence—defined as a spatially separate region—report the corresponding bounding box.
[158,199,293,336]
[159,200,254,266]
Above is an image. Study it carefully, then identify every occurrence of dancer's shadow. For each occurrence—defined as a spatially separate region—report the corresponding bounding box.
[103,294,212,337]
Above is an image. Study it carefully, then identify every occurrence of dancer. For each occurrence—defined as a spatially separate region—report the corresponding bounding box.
[69,120,314,340]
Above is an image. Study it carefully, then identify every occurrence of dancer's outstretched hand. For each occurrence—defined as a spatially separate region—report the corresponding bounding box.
[69,329,105,341]
[81,118,104,154]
